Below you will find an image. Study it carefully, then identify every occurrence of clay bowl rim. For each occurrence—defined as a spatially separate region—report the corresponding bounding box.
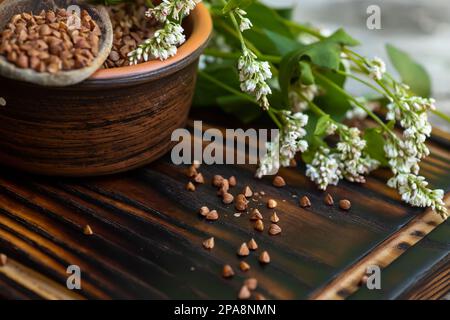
[85,2,212,85]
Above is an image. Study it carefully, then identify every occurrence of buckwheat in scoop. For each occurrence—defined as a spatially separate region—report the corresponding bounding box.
[0,9,101,73]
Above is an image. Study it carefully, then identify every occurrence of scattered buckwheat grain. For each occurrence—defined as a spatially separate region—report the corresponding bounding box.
[238,285,251,300]
[243,186,253,198]
[202,237,214,250]
[222,192,234,204]
[324,193,334,206]
[186,182,195,191]
[259,251,270,264]
[339,199,351,211]
[199,206,210,217]
[269,223,282,236]
[222,264,235,278]
[206,210,219,221]
[83,225,93,236]
[250,208,263,221]
[300,196,311,208]
[244,278,258,290]
[254,219,264,232]
[194,173,204,184]
[237,243,250,257]
[272,176,286,187]
[270,212,280,223]
[239,261,251,272]
[212,175,224,187]
[247,238,258,250]
[267,199,277,209]
[0,254,7,267]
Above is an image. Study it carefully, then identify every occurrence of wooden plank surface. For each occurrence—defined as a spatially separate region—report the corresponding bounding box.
[0,114,448,300]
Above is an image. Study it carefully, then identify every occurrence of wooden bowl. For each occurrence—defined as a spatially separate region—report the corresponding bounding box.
[0,3,212,176]
[0,0,113,86]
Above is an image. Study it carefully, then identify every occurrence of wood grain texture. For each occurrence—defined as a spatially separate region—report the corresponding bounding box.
[311,195,449,300]
[0,114,448,300]
[349,219,449,300]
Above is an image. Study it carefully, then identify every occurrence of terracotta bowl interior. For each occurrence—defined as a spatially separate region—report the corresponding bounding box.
[89,2,212,81]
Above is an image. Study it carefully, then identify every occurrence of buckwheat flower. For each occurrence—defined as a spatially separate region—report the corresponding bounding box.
[129,22,185,64]
[256,141,280,178]
[326,122,338,136]
[387,173,447,218]
[366,57,386,80]
[238,50,272,110]
[386,88,433,160]
[337,127,379,183]
[279,111,309,166]
[306,147,342,190]
[289,82,319,112]
[146,0,201,22]
[384,136,419,174]
[234,9,253,32]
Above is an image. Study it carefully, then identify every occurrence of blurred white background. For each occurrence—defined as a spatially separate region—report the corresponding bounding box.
[263,0,450,131]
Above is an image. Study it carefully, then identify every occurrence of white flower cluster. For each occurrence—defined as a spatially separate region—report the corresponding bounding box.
[386,86,434,170]
[129,22,185,64]
[279,111,309,166]
[256,111,309,178]
[337,127,379,183]
[366,57,386,80]
[306,147,342,190]
[289,82,319,112]
[146,0,201,22]
[255,141,280,179]
[305,126,378,189]
[383,86,447,217]
[234,9,253,32]
[238,50,272,110]
[388,173,446,217]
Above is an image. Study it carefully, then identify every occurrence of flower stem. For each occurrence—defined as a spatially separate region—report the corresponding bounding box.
[268,109,283,129]
[198,71,256,104]
[432,109,450,123]
[333,69,386,97]
[199,71,283,128]
[315,72,394,135]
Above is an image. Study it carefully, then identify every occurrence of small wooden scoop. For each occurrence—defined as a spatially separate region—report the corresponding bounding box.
[0,0,113,87]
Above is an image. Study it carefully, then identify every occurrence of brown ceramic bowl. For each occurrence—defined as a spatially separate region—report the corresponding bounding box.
[0,3,212,176]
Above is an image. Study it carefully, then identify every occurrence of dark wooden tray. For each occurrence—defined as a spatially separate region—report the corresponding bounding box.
[0,116,448,300]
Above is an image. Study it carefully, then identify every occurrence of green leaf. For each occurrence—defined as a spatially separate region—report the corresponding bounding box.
[263,29,301,55]
[314,66,353,121]
[327,28,360,47]
[299,61,314,85]
[386,44,431,97]
[222,0,255,14]
[245,3,293,38]
[314,115,331,136]
[279,29,359,105]
[363,128,388,166]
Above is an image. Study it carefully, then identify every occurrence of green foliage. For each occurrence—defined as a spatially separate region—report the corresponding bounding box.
[279,29,358,106]
[363,128,388,166]
[222,0,255,14]
[314,115,332,137]
[386,44,431,97]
